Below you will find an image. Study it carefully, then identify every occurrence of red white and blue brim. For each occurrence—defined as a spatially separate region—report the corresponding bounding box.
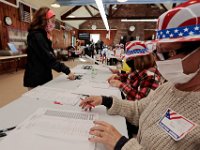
[125,41,151,59]
[156,0,200,43]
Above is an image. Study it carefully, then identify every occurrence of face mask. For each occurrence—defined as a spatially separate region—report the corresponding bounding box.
[46,22,55,32]
[156,49,200,84]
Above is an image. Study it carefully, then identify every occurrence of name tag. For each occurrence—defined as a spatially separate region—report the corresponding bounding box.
[158,108,197,141]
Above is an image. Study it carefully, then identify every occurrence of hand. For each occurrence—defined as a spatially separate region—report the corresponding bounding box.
[79,96,102,111]
[107,74,119,83]
[109,79,122,88]
[67,72,76,80]
[89,120,122,150]
[109,68,119,74]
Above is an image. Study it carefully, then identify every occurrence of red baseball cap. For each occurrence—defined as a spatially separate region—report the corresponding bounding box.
[46,9,55,19]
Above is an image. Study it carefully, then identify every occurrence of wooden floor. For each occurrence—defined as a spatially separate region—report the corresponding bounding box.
[0,59,85,108]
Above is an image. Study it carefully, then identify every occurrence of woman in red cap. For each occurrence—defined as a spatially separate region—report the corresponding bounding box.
[80,0,200,149]
[24,7,75,89]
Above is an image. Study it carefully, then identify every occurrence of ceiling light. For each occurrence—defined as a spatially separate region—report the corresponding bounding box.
[51,1,60,8]
[95,0,109,31]
[117,0,128,2]
[121,19,158,22]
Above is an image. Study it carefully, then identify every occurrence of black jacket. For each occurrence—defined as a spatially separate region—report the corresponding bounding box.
[23,29,70,87]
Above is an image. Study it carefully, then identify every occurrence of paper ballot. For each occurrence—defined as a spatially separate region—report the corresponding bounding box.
[72,84,121,98]
[0,108,98,150]
[23,86,79,105]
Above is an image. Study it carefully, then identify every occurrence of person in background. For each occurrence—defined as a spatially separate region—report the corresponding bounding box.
[101,45,108,64]
[90,39,95,58]
[24,7,75,90]
[80,1,200,149]
[67,46,77,61]
[111,44,121,65]
[119,43,125,55]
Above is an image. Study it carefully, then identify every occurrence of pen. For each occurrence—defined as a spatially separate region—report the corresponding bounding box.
[53,101,63,105]
[0,126,16,133]
[81,94,89,97]
[0,133,7,138]
[80,98,95,108]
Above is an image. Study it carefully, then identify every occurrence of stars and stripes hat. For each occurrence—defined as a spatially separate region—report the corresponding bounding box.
[125,41,151,59]
[156,0,200,43]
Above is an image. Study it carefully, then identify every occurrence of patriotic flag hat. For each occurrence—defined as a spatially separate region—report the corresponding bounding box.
[125,41,151,59]
[156,0,200,43]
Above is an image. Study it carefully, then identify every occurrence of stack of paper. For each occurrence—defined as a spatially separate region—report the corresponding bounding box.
[89,82,117,91]
[0,108,98,150]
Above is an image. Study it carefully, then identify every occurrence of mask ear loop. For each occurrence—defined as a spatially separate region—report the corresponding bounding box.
[156,52,165,61]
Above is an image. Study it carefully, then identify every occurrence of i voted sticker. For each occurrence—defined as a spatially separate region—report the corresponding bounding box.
[158,108,197,141]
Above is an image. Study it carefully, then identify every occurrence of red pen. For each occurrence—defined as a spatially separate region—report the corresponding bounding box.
[53,101,63,105]
[80,98,95,108]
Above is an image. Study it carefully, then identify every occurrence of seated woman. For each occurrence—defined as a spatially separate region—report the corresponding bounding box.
[80,1,200,149]
[108,41,163,137]
[108,41,162,101]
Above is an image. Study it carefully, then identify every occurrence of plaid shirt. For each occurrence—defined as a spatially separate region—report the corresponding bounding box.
[118,67,161,101]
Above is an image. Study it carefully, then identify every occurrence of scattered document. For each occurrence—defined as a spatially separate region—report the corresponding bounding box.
[72,68,88,74]
[93,65,110,73]
[23,86,80,106]
[85,55,101,65]
[89,82,118,90]
[72,84,121,98]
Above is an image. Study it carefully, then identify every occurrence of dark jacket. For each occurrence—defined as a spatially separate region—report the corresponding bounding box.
[23,29,70,87]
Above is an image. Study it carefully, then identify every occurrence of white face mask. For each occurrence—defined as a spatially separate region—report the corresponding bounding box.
[156,49,200,84]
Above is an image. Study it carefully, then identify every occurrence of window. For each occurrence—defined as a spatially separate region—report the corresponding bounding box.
[19,2,31,23]
[90,34,100,43]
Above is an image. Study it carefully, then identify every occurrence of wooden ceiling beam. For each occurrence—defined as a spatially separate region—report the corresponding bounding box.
[84,6,93,17]
[62,16,158,20]
[61,6,82,20]
[160,4,168,11]
[90,5,99,11]
[109,5,113,17]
